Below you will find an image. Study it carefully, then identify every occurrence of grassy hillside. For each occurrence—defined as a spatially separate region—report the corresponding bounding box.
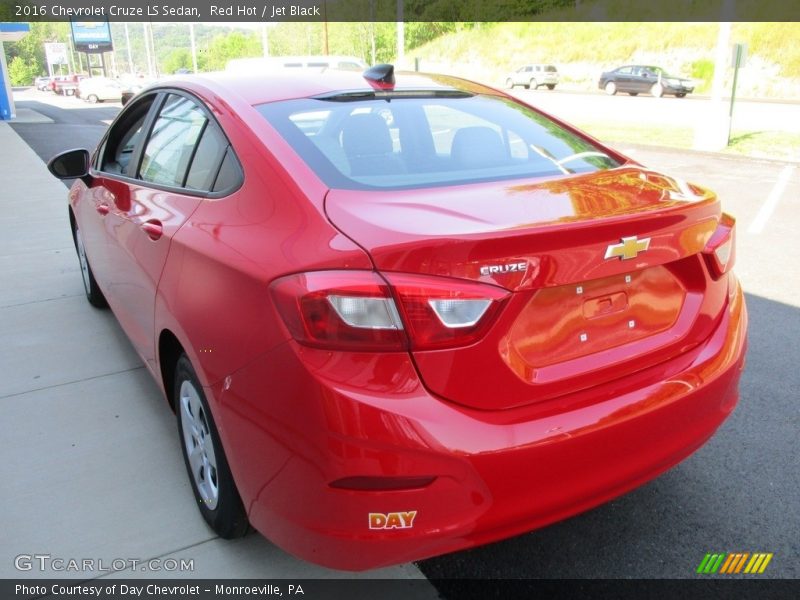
[403,22,800,98]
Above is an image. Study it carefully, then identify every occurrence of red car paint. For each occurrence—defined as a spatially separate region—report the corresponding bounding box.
[62,69,747,570]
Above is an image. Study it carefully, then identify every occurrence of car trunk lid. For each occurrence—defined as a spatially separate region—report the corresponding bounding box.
[325,166,727,410]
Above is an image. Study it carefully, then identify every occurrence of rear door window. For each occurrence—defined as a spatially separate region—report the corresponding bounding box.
[185,121,228,191]
[139,95,208,187]
[212,148,243,193]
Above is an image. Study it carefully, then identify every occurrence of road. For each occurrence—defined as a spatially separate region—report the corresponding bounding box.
[11,89,120,169]
[7,89,800,586]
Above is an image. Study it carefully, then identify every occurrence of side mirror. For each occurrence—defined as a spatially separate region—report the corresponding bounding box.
[48,149,91,183]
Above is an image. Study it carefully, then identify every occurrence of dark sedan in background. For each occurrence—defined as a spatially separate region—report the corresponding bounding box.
[599,65,695,98]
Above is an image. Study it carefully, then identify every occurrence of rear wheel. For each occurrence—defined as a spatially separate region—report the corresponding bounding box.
[651,83,664,98]
[86,94,98,104]
[676,93,687,98]
[74,225,108,308]
[505,78,514,89]
[546,84,555,90]
[604,81,617,95]
[175,354,248,539]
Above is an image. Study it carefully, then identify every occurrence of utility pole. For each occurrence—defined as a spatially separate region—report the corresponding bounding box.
[142,23,153,77]
[124,22,133,75]
[66,37,76,76]
[149,23,158,76]
[693,22,731,151]
[322,0,329,55]
[711,23,730,103]
[261,24,269,58]
[189,23,198,73]
[396,0,404,64]
[369,0,376,65]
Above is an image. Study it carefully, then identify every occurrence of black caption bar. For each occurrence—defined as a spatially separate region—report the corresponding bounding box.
[4,579,800,600]
[1,0,798,23]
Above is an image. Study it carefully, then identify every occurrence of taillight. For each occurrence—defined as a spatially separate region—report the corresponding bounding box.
[383,272,509,350]
[703,213,736,279]
[270,271,509,352]
[270,271,406,351]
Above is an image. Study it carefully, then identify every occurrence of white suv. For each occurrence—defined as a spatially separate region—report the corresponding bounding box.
[506,64,559,90]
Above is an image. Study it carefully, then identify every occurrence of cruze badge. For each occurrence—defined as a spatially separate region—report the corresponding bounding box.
[604,236,651,261]
[480,262,527,276]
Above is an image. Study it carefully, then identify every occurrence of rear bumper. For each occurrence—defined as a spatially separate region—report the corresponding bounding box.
[214,279,747,570]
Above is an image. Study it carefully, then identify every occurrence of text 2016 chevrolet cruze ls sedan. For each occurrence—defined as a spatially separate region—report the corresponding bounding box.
[48,65,747,570]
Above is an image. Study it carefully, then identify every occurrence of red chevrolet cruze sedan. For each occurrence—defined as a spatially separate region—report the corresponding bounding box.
[48,65,747,570]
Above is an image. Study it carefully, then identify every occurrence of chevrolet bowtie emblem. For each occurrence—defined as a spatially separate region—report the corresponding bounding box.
[604,236,651,260]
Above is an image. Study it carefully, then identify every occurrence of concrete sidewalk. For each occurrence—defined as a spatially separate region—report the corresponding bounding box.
[0,121,435,588]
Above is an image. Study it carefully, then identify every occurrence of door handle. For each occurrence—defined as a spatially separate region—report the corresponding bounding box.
[96,203,110,215]
[140,219,163,241]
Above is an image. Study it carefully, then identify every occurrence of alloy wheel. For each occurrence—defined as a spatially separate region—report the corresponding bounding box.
[179,380,220,510]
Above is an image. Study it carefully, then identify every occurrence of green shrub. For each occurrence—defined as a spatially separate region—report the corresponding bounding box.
[690,59,715,93]
[8,56,40,86]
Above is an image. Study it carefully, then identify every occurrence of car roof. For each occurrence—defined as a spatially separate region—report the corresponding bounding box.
[153,68,502,106]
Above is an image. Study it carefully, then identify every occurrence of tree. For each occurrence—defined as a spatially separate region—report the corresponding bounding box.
[163,48,193,75]
[8,55,40,85]
[198,31,262,71]
[4,22,71,78]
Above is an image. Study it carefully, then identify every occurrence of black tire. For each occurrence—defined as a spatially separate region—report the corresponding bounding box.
[676,93,687,98]
[175,354,249,539]
[628,92,639,96]
[604,81,617,95]
[73,224,108,308]
[505,78,514,89]
[65,88,75,96]
[87,94,98,103]
[529,78,538,89]
[546,84,555,90]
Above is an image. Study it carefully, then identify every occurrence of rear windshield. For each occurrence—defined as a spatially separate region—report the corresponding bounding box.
[256,94,620,190]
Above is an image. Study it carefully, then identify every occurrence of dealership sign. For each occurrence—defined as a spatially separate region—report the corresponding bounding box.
[70,20,113,53]
[44,42,68,65]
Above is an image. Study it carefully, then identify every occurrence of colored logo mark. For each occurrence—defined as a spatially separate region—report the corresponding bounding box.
[697,552,773,574]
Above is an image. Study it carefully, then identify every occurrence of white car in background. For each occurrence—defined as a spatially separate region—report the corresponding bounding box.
[77,77,124,103]
[506,64,560,90]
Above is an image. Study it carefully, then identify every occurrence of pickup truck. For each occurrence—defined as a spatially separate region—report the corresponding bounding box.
[51,75,85,96]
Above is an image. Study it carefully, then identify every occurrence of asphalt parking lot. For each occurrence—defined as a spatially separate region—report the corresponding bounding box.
[1,88,798,587]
